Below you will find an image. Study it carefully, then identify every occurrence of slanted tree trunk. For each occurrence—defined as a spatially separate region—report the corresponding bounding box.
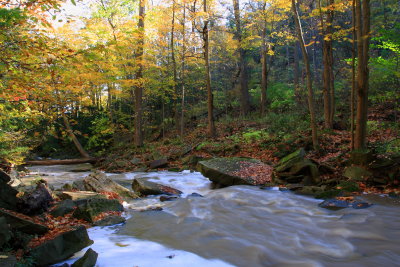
[61,112,90,158]
[293,41,301,102]
[292,0,319,150]
[134,0,146,147]
[354,0,371,150]
[233,0,250,115]
[203,0,216,137]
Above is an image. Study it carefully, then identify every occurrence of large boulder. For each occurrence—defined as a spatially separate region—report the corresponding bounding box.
[343,166,372,181]
[0,209,48,235]
[0,170,18,211]
[198,158,273,186]
[71,248,98,267]
[30,226,93,266]
[18,182,54,215]
[0,217,12,248]
[83,171,138,199]
[73,198,124,223]
[132,179,182,196]
[274,149,320,185]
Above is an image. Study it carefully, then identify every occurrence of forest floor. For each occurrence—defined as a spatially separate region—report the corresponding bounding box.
[99,101,400,196]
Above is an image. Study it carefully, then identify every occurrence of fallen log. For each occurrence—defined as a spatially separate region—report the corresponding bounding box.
[25,158,100,166]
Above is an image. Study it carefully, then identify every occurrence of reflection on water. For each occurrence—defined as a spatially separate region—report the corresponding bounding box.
[27,165,400,267]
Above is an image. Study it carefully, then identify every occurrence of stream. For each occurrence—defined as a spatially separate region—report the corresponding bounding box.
[26,164,400,267]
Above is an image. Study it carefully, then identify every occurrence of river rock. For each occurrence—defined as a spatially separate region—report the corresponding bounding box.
[132,179,182,196]
[318,199,349,210]
[159,195,179,202]
[0,170,18,211]
[73,198,124,223]
[60,191,107,201]
[274,149,320,185]
[83,171,138,199]
[93,215,126,226]
[149,158,168,169]
[0,217,12,248]
[30,226,93,266]
[198,157,272,186]
[0,209,48,235]
[71,248,98,267]
[18,182,54,215]
[50,200,76,218]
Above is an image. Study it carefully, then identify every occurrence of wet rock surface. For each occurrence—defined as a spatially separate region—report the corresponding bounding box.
[132,178,182,196]
[30,226,93,266]
[198,157,272,186]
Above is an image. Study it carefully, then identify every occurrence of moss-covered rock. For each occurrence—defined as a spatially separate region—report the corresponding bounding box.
[0,209,48,235]
[71,248,98,267]
[72,198,124,223]
[344,166,372,181]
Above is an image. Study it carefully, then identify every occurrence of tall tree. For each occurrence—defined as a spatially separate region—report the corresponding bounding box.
[318,0,335,129]
[354,0,371,150]
[134,0,146,147]
[233,0,250,115]
[292,0,319,150]
[203,0,216,137]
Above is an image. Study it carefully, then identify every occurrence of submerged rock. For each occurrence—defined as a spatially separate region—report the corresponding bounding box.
[93,215,126,226]
[30,226,93,266]
[0,254,17,267]
[71,248,98,267]
[83,171,138,199]
[198,157,272,186]
[132,179,182,196]
[318,199,349,210]
[73,198,124,223]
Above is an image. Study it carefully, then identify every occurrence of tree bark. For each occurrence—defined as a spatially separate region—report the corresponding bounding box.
[171,0,179,133]
[292,0,319,150]
[203,0,216,137]
[25,158,99,166]
[354,0,371,150]
[134,0,146,147]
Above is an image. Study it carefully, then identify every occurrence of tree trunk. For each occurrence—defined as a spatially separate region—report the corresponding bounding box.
[233,0,250,115]
[203,0,216,137]
[180,2,186,137]
[171,0,179,133]
[134,0,146,147]
[260,26,268,116]
[319,0,335,129]
[292,0,319,150]
[61,112,90,158]
[351,0,356,150]
[354,0,371,150]
[25,158,99,166]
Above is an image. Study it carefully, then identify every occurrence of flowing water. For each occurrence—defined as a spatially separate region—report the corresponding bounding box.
[25,164,400,267]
